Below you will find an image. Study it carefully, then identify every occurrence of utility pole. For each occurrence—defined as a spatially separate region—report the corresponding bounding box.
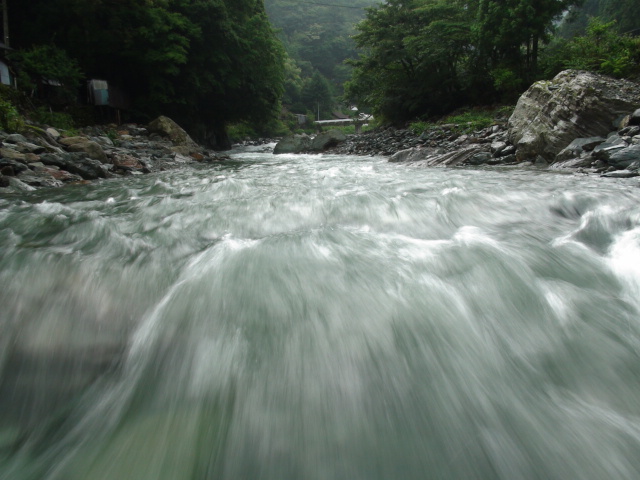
[2,0,8,47]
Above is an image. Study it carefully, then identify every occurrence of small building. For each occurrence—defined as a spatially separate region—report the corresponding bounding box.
[293,113,307,126]
[87,79,131,123]
[0,41,15,87]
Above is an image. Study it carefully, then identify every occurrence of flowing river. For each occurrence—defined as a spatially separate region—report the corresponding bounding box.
[2,146,640,479]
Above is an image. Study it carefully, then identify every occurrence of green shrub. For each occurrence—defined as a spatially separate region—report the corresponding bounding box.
[441,110,496,133]
[31,107,75,130]
[563,18,640,78]
[10,45,83,101]
[227,123,258,142]
[409,120,432,135]
[409,106,513,135]
[0,99,24,132]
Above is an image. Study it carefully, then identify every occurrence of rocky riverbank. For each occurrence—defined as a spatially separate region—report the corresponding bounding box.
[2,70,639,194]
[0,116,229,194]
[281,70,640,177]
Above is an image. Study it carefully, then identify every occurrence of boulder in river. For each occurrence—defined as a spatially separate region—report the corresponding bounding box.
[147,116,200,151]
[273,134,311,154]
[308,129,347,152]
[508,70,640,162]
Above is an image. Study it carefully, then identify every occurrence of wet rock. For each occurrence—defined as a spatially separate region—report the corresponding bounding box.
[555,137,606,163]
[549,157,593,170]
[147,116,200,150]
[45,127,61,140]
[40,153,109,180]
[601,169,640,178]
[607,145,640,170]
[273,134,311,154]
[390,147,438,163]
[490,141,508,155]
[0,158,28,174]
[0,147,27,162]
[0,165,14,176]
[415,145,491,167]
[619,126,640,137]
[95,136,115,147]
[592,140,628,161]
[7,176,36,192]
[14,142,46,155]
[467,152,494,165]
[499,145,517,157]
[309,129,347,152]
[18,171,64,188]
[112,153,146,173]
[59,137,109,163]
[5,134,28,144]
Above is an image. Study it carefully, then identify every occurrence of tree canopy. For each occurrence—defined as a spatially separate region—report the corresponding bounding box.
[345,0,584,123]
[7,0,286,146]
[263,0,378,116]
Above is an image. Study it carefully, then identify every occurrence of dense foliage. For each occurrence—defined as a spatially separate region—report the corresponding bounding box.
[7,0,286,146]
[560,0,640,37]
[345,0,585,123]
[263,0,378,117]
[561,18,640,78]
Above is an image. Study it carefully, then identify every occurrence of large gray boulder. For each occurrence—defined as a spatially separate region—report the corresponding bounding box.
[308,129,347,152]
[508,70,640,162]
[273,134,311,154]
[147,116,200,150]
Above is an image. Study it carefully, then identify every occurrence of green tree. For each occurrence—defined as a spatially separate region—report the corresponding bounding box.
[7,0,285,148]
[264,0,378,112]
[301,71,333,120]
[345,0,473,123]
[562,17,640,77]
[10,45,83,102]
[473,0,582,85]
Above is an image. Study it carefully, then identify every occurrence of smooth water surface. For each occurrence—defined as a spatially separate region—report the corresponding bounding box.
[2,147,640,479]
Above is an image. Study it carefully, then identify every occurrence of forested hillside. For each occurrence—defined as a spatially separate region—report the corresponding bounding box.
[3,0,639,138]
[263,0,378,117]
[6,0,286,147]
[345,0,640,124]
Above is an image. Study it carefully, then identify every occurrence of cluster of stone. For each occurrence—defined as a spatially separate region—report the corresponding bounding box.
[0,116,228,193]
[331,70,640,176]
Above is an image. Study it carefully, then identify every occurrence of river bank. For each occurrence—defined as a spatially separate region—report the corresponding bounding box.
[0,118,231,195]
[2,72,639,195]
[284,70,640,178]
